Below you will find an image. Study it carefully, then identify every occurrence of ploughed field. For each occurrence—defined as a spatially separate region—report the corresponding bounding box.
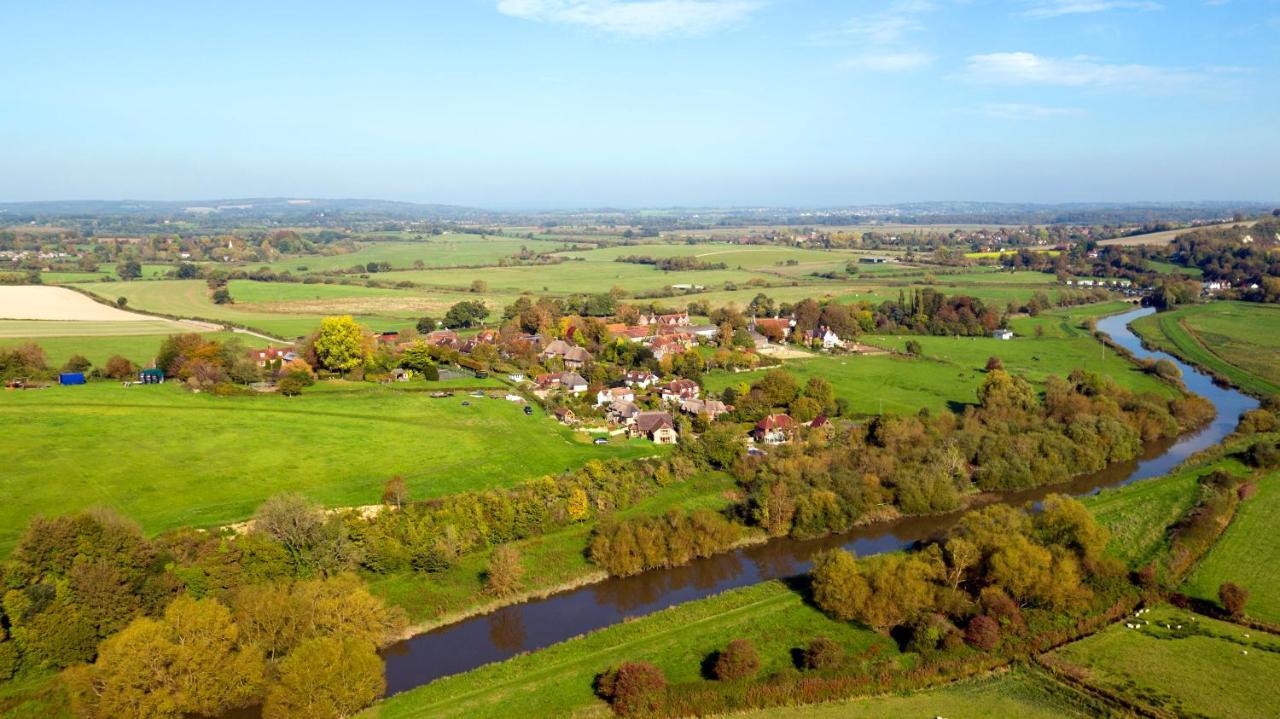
[0,381,656,553]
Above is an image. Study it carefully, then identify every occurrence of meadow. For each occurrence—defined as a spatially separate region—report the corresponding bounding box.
[1183,468,1280,623]
[250,234,539,274]
[731,667,1106,719]
[0,381,656,553]
[1131,302,1280,397]
[363,580,896,719]
[0,328,256,368]
[1050,605,1280,719]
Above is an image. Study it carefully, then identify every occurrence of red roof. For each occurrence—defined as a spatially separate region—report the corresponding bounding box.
[755,414,796,431]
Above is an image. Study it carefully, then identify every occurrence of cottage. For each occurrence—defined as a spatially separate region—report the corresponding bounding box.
[623,370,660,388]
[608,400,641,426]
[425,329,460,348]
[679,398,731,419]
[804,326,845,350]
[554,407,578,425]
[992,329,1014,341]
[540,338,575,359]
[635,411,679,444]
[559,372,589,394]
[247,347,291,367]
[563,346,593,370]
[660,378,701,403]
[639,312,689,328]
[753,413,796,445]
[595,386,636,407]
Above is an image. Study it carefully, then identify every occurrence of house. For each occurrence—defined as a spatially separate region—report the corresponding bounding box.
[639,312,689,327]
[992,329,1014,341]
[540,339,575,359]
[807,414,830,430]
[649,334,693,360]
[679,398,731,419]
[247,347,291,367]
[559,372,589,394]
[804,326,845,350]
[660,378,701,403]
[554,407,577,425]
[608,400,641,426]
[376,331,401,344]
[563,346,593,370]
[635,411,679,444]
[425,330,460,348]
[753,413,796,445]
[687,325,719,340]
[508,372,526,383]
[623,370,660,388]
[534,372,562,391]
[596,386,636,407]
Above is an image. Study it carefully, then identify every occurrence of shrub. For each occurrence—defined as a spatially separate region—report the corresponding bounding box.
[1219,582,1248,617]
[61,354,92,373]
[277,374,307,396]
[1244,440,1280,469]
[712,639,760,681]
[0,640,19,681]
[904,340,922,356]
[597,662,666,717]
[964,615,1000,651]
[801,636,845,671]
[103,355,137,380]
[985,356,1003,372]
[485,545,525,597]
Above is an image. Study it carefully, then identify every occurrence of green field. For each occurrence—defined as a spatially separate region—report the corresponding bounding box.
[377,262,781,295]
[0,328,260,368]
[1183,469,1280,623]
[0,381,657,552]
[363,580,896,719]
[1051,605,1280,719]
[704,305,1170,415]
[732,667,1106,719]
[251,234,538,274]
[1131,302,1280,397]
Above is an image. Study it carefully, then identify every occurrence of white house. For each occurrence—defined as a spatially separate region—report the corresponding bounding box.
[595,386,636,407]
[623,370,660,389]
[992,329,1014,341]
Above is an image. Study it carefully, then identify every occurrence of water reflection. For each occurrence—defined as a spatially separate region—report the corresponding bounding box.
[381,307,1257,696]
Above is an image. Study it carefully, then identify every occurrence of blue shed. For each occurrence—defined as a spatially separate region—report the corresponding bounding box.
[59,372,87,386]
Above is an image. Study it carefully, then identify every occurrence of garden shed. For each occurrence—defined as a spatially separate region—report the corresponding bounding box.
[59,372,86,386]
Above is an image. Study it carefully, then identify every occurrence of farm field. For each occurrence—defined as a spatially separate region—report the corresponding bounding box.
[1183,468,1280,623]
[1131,302,1280,397]
[1050,605,1280,719]
[1097,220,1255,246]
[0,329,256,368]
[731,667,1106,719]
[375,262,782,295]
[0,381,657,553]
[251,234,538,274]
[362,580,896,719]
[0,285,190,323]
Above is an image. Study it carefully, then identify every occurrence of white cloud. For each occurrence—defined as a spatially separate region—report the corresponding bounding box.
[818,0,934,45]
[842,52,934,72]
[495,0,762,37]
[969,102,1086,119]
[1023,1,1162,17]
[963,52,1198,89]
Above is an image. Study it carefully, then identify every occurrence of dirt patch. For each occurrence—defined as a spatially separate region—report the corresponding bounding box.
[756,344,816,359]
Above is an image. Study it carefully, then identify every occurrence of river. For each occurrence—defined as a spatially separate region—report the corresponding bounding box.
[380,306,1258,696]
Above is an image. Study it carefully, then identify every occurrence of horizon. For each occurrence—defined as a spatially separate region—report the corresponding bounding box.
[3,1,1278,206]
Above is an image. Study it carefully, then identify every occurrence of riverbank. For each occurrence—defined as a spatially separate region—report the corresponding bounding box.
[1129,301,1280,398]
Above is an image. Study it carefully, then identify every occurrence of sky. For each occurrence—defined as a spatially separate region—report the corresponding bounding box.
[1,0,1278,208]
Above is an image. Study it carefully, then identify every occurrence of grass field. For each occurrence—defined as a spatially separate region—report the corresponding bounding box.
[1131,302,1280,397]
[1183,469,1280,623]
[704,304,1170,415]
[731,666,1106,719]
[363,580,896,719]
[1097,220,1256,247]
[1051,604,1280,719]
[0,381,658,553]
[0,329,257,368]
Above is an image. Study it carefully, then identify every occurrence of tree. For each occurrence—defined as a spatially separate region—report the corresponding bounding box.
[312,316,369,373]
[277,373,306,396]
[415,316,437,333]
[252,494,326,570]
[61,354,92,373]
[115,296,128,308]
[985,356,1003,372]
[263,636,385,719]
[904,339,922,356]
[810,549,868,622]
[212,288,233,305]
[104,355,137,379]
[712,639,760,681]
[597,662,666,717]
[382,476,408,509]
[398,341,437,375]
[443,300,490,329]
[485,545,525,597]
[964,615,1000,651]
[1219,582,1248,617]
[116,259,142,280]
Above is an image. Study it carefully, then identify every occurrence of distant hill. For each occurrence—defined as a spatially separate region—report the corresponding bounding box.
[0,197,497,223]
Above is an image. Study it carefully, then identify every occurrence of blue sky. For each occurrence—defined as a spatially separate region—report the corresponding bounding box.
[2,1,1277,207]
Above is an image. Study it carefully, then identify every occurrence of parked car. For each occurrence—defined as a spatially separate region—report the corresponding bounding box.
[593,437,609,445]
[523,405,533,415]
[462,401,471,406]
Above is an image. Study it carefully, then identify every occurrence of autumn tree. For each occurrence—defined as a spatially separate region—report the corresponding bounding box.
[103,355,137,379]
[1219,582,1248,617]
[597,662,666,717]
[800,636,844,670]
[312,315,370,373]
[263,636,385,719]
[382,476,408,509]
[810,549,868,623]
[712,639,760,681]
[485,545,525,597]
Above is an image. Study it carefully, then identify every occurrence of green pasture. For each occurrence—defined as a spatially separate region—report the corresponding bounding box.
[1131,302,1280,397]
[363,580,897,719]
[0,329,258,369]
[250,234,535,274]
[1051,605,1280,719]
[733,666,1104,719]
[1184,468,1280,623]
[0,381,657,553]
[376,261,780,295]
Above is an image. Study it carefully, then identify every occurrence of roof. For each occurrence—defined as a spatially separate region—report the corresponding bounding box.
[810,415,829,428]
[635,411,675,433]
[559,372,588,387]
[755,414,796,431]
[663,378,700,393]
[611,401,641,417]
[564,347,593,362]
[542,339,574,356]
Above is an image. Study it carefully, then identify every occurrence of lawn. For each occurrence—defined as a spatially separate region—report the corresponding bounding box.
[732,666,1107,718]
[1183,468,1280,623]
[363,580,896,719]
[0,381,658,553]
[1050,604,1280,719]
[1131,302,1280,397]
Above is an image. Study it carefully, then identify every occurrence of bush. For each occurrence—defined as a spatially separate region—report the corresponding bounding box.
[1219,582,1249,617]
[904,340,922,356]
[712,638,760,681]
[103,355,137,380]
[964,615,1000,651]
[598,662,666,717]
[61,354,92,373]
[278,374,307,396]
[0,640,19,681]
[800,636,844,671]
[1244,440,1280,469]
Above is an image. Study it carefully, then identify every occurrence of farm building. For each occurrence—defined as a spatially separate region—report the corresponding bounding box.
[992,329,1014,340]
[138,368,165,384]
